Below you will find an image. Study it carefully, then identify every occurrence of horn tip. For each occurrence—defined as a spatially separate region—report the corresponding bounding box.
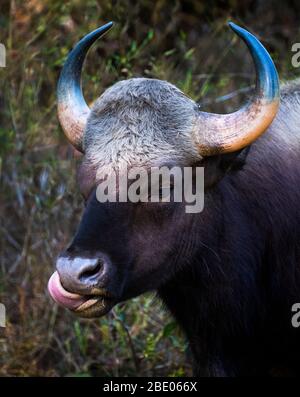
[228,21,256,44]
[228,21,242,33]
[93,21,114,37]
[103,21,114,30]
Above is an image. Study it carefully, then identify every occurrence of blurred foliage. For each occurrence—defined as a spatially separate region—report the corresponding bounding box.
[0,0,300,376]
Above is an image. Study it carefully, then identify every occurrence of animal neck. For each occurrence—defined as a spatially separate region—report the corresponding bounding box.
[157,188,265,376]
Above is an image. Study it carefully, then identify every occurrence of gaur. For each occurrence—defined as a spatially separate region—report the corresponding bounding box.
[48,22,300,376]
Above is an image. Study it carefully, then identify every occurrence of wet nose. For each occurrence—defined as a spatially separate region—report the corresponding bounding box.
[56,255,106,293]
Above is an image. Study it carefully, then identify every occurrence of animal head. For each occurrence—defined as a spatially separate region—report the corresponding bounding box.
[48,22,279,317]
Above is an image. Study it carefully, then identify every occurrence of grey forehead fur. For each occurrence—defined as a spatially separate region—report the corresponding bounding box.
[83,78,200,170]
[83,76,300,175]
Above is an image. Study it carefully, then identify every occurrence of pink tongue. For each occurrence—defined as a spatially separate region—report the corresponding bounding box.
[48,271,87,310]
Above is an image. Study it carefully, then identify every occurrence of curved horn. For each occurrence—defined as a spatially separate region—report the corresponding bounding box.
[194,22,280,156]
[57,22,113,153]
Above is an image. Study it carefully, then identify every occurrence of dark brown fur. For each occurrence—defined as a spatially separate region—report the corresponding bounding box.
[60,81,300,376]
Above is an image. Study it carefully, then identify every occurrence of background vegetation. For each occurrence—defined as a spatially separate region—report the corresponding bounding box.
[0,0,300,376]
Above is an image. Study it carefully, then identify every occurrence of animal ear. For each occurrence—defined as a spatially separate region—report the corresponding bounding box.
[201,147,250,189]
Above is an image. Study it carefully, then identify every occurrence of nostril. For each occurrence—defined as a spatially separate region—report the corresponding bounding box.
[79,259,103,281]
